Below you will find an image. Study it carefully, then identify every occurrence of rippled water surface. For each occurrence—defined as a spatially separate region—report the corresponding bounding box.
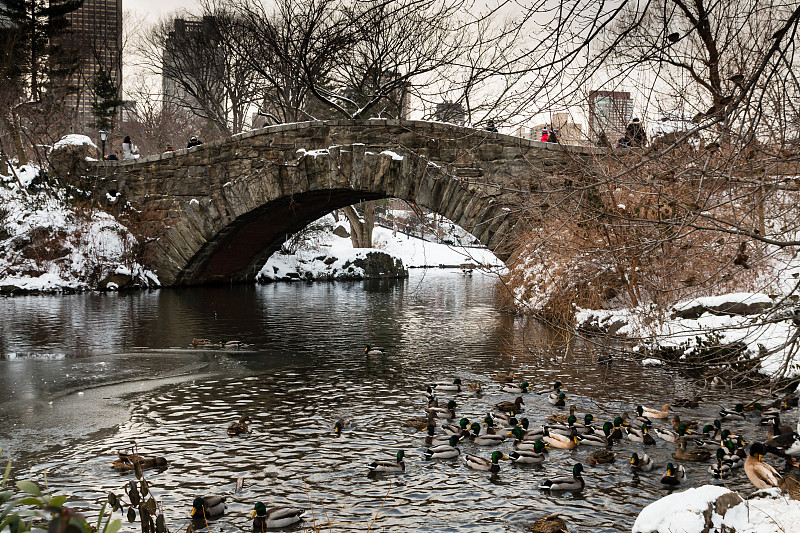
[0,271,770,532]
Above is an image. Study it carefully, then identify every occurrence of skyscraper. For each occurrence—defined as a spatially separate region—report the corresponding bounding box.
[588,90,633,145]
[59,0,122,129]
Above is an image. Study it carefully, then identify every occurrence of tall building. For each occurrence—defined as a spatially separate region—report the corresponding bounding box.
[435,102,465,125]
[162,17,222,114]
[60,0,123,129]
[588,90,633,145]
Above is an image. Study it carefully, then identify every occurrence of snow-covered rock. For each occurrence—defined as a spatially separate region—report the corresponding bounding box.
[633,486,800,533]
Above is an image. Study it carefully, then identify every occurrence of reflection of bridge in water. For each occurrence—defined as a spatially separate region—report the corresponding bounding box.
[91,120,600,286]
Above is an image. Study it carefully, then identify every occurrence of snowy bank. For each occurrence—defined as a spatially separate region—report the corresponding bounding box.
[258,214,504,281]
[575,290,800,378]
[633,486,800,533]
[0,161,159,294]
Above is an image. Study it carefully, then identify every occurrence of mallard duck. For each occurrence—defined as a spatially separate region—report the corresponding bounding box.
[722,440,745,468]
[466,382,483,392]
[496,396,524,413]
[625,424,655,445]
[509,441,548,464]
[573,414,597,435]
[610,417,627,440]
[673,396,700,408]
[482,415,499,435]
[428,400,458,419]
[766,416,794,442]
[367,450,405,473]
[425,424,456,445]
[632,406,652,426]
[700,420,722,440]
[548,405,578,425]
[465,451,505,472]
[530,513,569,533]
[491,371,516,383]
[674,439,711,461]
[708,448,732,479]
[333,418,351,435]
[543,428,579,450]
[250,502,304,530]
[191,338,213,347]
[660,462,686,485]
[642,404,672,419]
[537,381,564,395]
[220,339,246,349]
[539,463,584,491]
[549,392,566,407]
[502,381,529,394]
[630,452,654,472]
[654,423,691,443]
[672,415,698,431]
[578,422,612,446]
[745,442,781,489]
[493,411,519,427]
[510,425,545,444]
[694,437,722,451]
[402,416,433,430]
[111,456,168,471]
[423,436,461,460]
[433,378,462,392]
[191,496,226,519]
[548,415,577,437]
[228,415,252,436]
[719,403,746,421]
[468,423,505,446]
[442,418,470,436]
[365,344,386,355]
[587,449,615,465]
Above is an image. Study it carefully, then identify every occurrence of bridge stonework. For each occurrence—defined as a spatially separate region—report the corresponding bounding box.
[90,120,599,286]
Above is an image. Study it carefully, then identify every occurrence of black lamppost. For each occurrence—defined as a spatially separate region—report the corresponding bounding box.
[99,129,108,160]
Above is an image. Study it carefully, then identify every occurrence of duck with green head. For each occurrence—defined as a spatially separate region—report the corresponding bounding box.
[625,423,655,445]
[539,463,584,491]
[653,423,691,443]
[660,462,685,485]
[708,448,732,479]
[630,452,654,472]
[508,441,548,464]
[428,400,458,419]
[425,424,456,445]
[468,422,505,446]
[465,450,506,472]
[578,422,613,446]
[502,381,529,394]
[610,416,627,440]
[251,502,304,530]
[442,417,470,437]
[549,392,567,407]
[367,450,405,473]
[190,496,226,520]
[423,435,461,460]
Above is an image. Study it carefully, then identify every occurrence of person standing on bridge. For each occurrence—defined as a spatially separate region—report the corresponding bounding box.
[122,136,139,160]
[187,135,203,148]
[625,118,647,147]
[540,127,549,142]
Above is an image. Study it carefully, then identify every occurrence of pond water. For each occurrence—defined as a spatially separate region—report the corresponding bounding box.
[0,270,774,532]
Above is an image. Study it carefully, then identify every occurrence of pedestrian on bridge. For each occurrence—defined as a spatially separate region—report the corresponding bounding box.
[187,136,203,148]
[122,136,139,160]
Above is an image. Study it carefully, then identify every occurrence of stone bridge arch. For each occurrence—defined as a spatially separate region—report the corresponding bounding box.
[91,120,599,286]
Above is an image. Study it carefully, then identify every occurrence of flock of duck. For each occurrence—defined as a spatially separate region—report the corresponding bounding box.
[114,345,800,532]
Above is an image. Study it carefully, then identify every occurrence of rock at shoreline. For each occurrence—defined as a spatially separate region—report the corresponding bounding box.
[671,293,773,319]
[632,485,800,533]
[258,250,408,282]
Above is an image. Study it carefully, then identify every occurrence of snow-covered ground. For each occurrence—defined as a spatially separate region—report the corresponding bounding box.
[258,214,504,281]
[0,159,159,293]
[633,486,800,533]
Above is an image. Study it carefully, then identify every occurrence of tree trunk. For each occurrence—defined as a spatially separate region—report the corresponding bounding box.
[343,202,375,248]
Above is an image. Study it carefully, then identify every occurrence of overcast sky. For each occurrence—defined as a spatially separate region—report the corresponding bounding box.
[126,0,200,22]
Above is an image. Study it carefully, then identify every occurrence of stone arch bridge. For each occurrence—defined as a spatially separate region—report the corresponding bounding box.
[90,120,601,286]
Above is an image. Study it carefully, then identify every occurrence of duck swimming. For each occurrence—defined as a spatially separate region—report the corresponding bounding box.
[423,435,461,460]
[719,403,746,421]
[508,441,547,464]
[251,502,304,530]
[625,424,656,445]
[367,450,405,473]
[578,422,612,447]
[549,392,566,407]
[441,418,470,437]
[630,452,654,472]
[227,415,252,436]
[365,345,386,355]
[433,378,462,393]
[539,463,585,491]
[495,396,524,413]
[660,462,686,485]
[642,404,672,419]
[465,450,506,472]
[428,400,458,419]
[425,424,456,446]
[587,449,616,465]
[191,496,226,520]
[502,381,529,394]
[674,439,711,462]
[468,423,505,446]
